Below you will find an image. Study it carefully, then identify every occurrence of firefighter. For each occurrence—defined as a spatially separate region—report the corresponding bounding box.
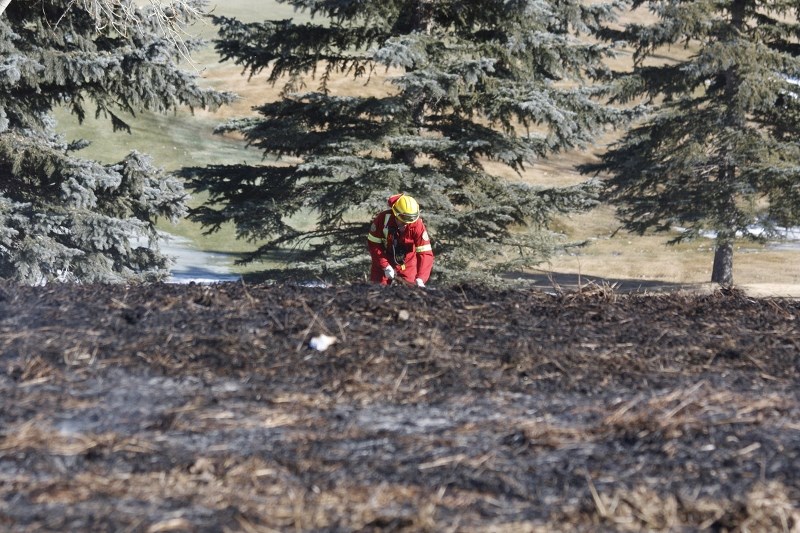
[367,193,433,287]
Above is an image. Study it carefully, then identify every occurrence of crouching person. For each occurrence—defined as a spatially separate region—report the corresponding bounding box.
[367,193,433,287]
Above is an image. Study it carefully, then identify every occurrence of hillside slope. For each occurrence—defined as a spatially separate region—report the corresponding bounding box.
[2,282,798,531]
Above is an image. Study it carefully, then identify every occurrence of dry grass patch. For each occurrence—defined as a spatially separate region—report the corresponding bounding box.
[574,481,800,532]
[0,418,155,456]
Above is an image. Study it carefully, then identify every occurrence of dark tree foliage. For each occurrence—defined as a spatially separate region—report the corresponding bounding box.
[584,0,800,285]
[184,0,635,283]
[0,0,232,283]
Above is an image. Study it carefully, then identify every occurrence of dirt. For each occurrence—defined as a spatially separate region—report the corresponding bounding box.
[1,282,799,532]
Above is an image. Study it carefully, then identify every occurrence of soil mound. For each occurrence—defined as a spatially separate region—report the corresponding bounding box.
[1,282,798,531]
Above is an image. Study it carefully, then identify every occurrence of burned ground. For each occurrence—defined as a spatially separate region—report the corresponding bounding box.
[1,282,799,532]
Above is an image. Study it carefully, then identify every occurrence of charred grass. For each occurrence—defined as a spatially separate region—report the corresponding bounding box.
[1,282,799,532]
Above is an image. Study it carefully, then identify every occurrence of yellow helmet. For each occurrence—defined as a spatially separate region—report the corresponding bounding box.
[391,194,420,224]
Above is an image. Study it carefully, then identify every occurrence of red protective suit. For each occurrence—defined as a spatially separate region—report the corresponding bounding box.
[367,196,434,285]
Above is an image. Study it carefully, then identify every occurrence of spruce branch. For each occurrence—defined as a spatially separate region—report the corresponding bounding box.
[46,0,208,67]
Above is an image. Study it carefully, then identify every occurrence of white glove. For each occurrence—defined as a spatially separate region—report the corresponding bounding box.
[383,265,396,280]
[415,278,425,288]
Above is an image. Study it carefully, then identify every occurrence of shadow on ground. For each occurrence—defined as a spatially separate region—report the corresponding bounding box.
[505,269,707,294]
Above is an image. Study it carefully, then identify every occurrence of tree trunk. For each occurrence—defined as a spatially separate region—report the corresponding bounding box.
[411,0,434,35]
[711,239,734,285]
[0,0,12,16]
[709,0,743,288]
[392,0,433,168]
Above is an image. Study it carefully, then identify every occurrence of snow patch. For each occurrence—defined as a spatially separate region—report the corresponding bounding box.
[675,225,800,251]
[158,232,239,284]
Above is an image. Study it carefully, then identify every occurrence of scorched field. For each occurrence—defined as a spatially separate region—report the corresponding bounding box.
[1,282,798,532]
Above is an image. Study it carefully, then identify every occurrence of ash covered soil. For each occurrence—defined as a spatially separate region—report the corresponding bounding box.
[1,282,799,532]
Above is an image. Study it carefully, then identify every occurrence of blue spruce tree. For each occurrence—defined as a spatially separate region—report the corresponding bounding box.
[585,0,800,285]
[184,0,635,283]
[0,0,232,283]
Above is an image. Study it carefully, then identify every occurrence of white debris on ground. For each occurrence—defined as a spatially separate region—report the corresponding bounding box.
[309,334,338,351]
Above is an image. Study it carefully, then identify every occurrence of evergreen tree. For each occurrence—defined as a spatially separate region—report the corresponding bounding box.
[0,0,232,283]
[584,0,800,285]
[184,0,634,283]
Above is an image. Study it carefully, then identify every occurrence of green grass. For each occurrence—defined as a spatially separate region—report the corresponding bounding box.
[55,3,314,167]
[53,108,261,170]
[53,105,269,268]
